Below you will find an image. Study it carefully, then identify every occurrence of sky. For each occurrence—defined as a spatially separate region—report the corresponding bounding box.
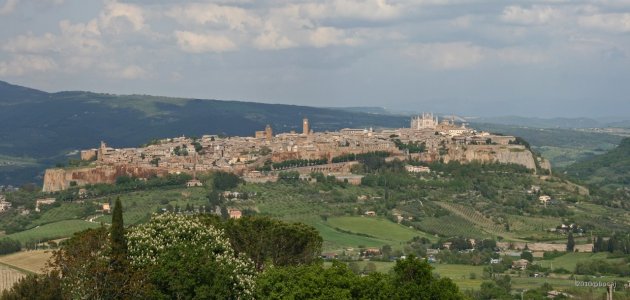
[1,0,629,117]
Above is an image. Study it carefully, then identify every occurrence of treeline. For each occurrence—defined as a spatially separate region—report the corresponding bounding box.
[331,151,390,163]
[55,173,192,201]
[593,233,630,254]
[0,238,21,255]
[2,209,463,299]
[575,259,630,277]
[393,139,426,153]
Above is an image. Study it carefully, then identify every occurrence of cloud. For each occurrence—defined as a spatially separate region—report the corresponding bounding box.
[501,5,562,25]
[404,42,485,69]
[404,42,548,69]
[99,0,145,33]
[166,3,260,31]
[253,30,297,50]
[0,0,18,15]
[299,0,404,22]
[579,13,630,32]
[174,30,237,53]
[0,55,57,76]
[118,65,148,79]
[309,27,361,48]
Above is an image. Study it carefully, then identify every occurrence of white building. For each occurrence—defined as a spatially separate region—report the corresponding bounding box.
[410,113,438,130]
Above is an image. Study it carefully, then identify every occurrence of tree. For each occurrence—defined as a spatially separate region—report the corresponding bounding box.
[50,227,112,299]
[520,251,533,262]
[1,271,63,300]
[0,238,21,255]
[110,197,127,270]
[214,216,323,271]
[127,214,256,299]
[363,262,377,274]
[594,236,604,252]
[392,255,463,299]
[213,171,242,190]
[255,261,393,299]
[567,232,575,252]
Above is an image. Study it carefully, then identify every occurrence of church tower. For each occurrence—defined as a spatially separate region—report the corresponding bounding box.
[265,124,273,140]
[303,118,310,135]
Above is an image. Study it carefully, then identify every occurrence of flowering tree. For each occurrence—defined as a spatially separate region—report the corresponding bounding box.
[127,213,256,299]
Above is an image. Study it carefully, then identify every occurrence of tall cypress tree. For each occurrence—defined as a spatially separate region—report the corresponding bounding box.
[566,232,575,252]
[110,197,127,268]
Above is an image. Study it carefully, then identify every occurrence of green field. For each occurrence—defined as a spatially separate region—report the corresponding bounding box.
[536,252,615,271]
[311,220,391,251]
[4,220,99,244]
[326,216,434,243]
[433,264,485,290]
[92,187,210,225]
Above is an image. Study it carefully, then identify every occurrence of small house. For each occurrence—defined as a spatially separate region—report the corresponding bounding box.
[512,259,529,270]
[186,179,203,187]
[228,209,242,219]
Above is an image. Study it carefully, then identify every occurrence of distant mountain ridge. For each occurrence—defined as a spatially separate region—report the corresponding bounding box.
[0,81,408,184]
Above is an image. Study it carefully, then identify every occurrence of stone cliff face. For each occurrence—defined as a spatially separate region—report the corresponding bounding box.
[443,145,538,170]
[42,165,168,192]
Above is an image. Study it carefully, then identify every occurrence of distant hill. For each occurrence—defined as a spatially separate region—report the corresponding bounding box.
[563,138,630,190]
[325,106,393,115]
[468,116,604,129]
[0,81,408,185]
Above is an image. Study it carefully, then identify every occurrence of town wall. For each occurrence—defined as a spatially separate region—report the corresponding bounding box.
[42,165,168,192]
[443,145,538,170]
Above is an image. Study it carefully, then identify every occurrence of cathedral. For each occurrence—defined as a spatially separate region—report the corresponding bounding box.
[410,113,438,130]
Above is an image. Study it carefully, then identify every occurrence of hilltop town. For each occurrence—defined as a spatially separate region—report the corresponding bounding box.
[42,114,548,192]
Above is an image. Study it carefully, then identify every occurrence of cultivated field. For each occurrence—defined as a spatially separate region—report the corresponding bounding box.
[0,266,25,292]
[0,250,52,274]
[326,216,434,243]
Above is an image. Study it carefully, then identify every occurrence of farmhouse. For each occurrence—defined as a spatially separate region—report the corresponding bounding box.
[405,165,430,173]
[364,211,377,217]
[0,197,11,212]
[186,179,203,187]
[35,198,56,212]
[512,259,529,270]
[228,209,242,219]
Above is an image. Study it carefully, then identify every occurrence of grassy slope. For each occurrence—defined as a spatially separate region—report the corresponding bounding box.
[4,220,99,244]
[326,216,434,243]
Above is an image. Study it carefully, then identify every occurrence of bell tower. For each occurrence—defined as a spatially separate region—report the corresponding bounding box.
[303,118,309,135]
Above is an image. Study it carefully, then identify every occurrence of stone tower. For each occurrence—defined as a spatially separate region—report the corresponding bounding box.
[265,124,273,140]
[98,141,107,162]
[303,118,309,135]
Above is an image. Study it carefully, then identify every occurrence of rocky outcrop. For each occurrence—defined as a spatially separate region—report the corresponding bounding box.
[42,165,168,192]
[443,145,538,170]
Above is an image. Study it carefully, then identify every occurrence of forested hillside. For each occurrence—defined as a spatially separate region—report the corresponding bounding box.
[0,81,407,184]
[564,138,630,193]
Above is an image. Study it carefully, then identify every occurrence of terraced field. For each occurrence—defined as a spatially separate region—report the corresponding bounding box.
[437,202,506,235]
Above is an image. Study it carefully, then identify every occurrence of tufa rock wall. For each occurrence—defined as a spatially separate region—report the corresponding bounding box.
[42,165,168,192]
[443,145,538,170]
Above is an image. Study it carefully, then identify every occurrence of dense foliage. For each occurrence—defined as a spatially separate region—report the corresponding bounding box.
[564,138,630,208]
[127,213,257,299]
[0,238,21,255]
[212,216,323,271]
[256,256,463,299]
[55,173,193,201]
